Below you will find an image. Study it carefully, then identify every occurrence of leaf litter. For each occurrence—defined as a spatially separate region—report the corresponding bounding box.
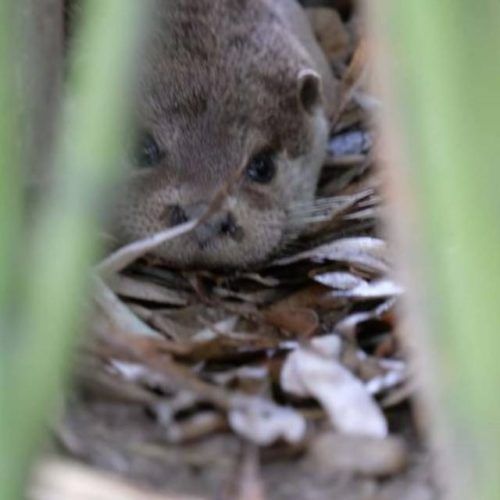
[47,3,435,499]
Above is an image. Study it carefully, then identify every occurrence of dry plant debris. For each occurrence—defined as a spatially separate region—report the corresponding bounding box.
[45,4,435,499]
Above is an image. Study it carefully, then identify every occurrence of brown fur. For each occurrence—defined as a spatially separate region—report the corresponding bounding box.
[111,0,337,268]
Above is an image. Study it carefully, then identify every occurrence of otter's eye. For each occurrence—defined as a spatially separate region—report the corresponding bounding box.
[135,132,163,168]
[245,152,276,184]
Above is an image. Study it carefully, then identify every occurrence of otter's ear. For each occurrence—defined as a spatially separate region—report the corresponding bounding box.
[297,69,323,114]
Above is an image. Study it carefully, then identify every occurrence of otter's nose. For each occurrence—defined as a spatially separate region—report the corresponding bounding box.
[193,211,243,247]
[166,203,243,247]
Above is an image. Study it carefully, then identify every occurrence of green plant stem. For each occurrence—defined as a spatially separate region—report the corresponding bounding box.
[369,1,500,498]
[0,1,24,497]
[0,1,23,316]
[4,1,149,497]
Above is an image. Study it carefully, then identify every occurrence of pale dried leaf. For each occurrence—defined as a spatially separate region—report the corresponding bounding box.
[93,278,162,338]
[274,237,389,274]
[310,334,343,358]
[366,366,407,396]
[107,274,190,305]
[229,396,306,446]
[335,298,396,336]
[328,130,373,157]
[97,219,198,278]
[345,279,402,299]
[313,271,366,290]
[281,346,388,438]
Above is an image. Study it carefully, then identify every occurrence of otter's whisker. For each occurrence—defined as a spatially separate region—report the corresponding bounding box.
[288,209,344,220]
[289,215,339,225]
[289,198,351,210]
[289,190,374,210]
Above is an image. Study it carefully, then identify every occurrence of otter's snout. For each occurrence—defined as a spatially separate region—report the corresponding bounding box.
[165,203,244,248]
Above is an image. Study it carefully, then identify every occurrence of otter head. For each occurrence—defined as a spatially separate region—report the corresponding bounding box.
[111,0,330,268]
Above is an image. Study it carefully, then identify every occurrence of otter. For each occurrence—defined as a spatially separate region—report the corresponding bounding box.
[112,0,337,268]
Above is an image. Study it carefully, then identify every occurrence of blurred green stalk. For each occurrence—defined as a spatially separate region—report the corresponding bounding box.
[0,0,24,494]
[0,2,23,315]
[2,0,149,497]
[370,1,500,498]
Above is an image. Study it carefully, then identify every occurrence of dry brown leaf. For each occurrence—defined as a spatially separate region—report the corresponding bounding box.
[331,39,368,127]
[307,7,352,64]
[192,316,239,342]
[184,335,279,364]
[164,412,228,444]
[263,307,319,338]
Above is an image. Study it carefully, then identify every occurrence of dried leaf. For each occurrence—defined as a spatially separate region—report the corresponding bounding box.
[107,274,190,306]
[336,298,396,336]
[93,278,162,338]
[213,287,280,305]
[97,220,198,278]
[210,365,269,388]
[307,7,352,64]
[185,335,279,364]
[263,307,319,338]
[164,412,227,444]
[274,237,389,274]
[228,396,306,446]
[331,39,368,127]
[328,130,373,157]
[313,271,365,290]
[192,316,239,342]
[310,334,343,358]
[281,344,388,438]
[366,359,407,396]
[314,273,403,300]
